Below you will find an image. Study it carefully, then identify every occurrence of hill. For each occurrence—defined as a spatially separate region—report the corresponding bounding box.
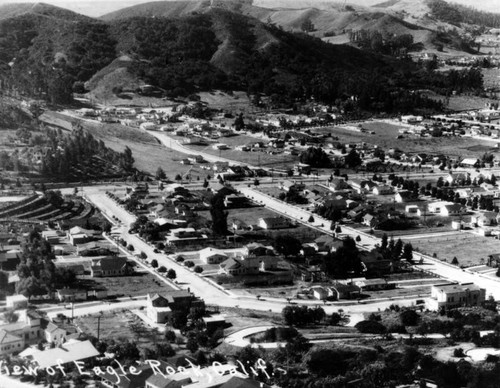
[0,2,93,22]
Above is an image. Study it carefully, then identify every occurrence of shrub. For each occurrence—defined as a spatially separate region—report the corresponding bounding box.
[194,266,204,273]
[355,320,386,334]
[127,244,134,251]
[453,348,465,358]
[185,261,195,268]
[158,266,167,273]
[151,259,159,268]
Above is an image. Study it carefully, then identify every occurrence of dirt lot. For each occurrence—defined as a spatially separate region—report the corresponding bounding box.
[75,310,160,350]
[78,269,174,297]
[409,232,499,267]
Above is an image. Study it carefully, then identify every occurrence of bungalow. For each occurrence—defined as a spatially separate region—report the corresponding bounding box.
[199,247,228,264]
[446,172,470,185]
[218,256,281,276]
[44,322,66,344]
[90,256,129,277]
[311,286,330,301]
[395,190,414,203]
[331,283,360,300]
[258,217,291,230]
[243,243,275,257]
[280,180,305,192]
[355,278,390,292]
[327,178,350,192]
[313,235,343,253]
[471,212,498,227]
[363,214,377,227]
[165,228,208,246]
[428,201,464,216]
[373,185,393,196]
[56,289,87,302]
[460,158,480,168]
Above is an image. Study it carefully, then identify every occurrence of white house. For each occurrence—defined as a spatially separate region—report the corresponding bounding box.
[258,217,290,230]
[199,247,228,264]
[0,330,24,356]
[6,295,28,310]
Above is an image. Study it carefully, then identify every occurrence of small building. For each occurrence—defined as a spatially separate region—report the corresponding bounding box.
[147,291,204,324]
[355,278,390,291]
[20,339,99,368]
[280,180,306,192]
[199,247,228,264]
[459,158,480,168]
[56,289,88,302]
[373,185,393,196]
[5,294,28,310]
[258,217,290,230]
[202,315,226,333]
[428,283,486,311]
[44,322,66,344]
[395,190,414,203]
[471,212,498,227]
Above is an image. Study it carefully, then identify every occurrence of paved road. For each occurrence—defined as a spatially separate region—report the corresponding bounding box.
[81,186,425,318]
[238,187,500,300]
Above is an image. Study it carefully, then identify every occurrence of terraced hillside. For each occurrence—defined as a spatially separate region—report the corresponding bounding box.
[0,193,95,223]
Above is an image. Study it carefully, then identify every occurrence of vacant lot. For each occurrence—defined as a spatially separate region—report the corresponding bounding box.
[78,269,174,297]
[76,310,161,350]
[409,232,498,267]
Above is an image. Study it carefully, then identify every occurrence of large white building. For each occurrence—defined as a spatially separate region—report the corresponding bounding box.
[428,283,486,311]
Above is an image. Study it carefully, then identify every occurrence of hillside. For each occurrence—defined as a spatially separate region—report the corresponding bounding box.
[0,2,93,22]
[99,0,467,54]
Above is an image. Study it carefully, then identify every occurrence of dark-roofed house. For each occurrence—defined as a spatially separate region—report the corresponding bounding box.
[313,235,343,253]
[90,256,130,277]
[147,291,205,324]
[395,190,415,203]
[219,376,271,388]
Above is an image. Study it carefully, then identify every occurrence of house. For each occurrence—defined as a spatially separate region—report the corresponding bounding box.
[90,256,129,277]
[0,330,24,356]
[219,257,260,276]
[166,228,208,246]
[280,180,305,192]
[224,194,248,208]
[67,226,91,246]
[56,289,87,302]
[355,278,390,291]
[395,190,414,203]
[363,214,377,227]
[313,235,343,253]
[243,243,275,257]
[446,172,469,185]
[258,217,290,230]
[373,185,393,195]
[199,247,228,264]
[44,322,66,344]
[330,283,360,300]
[428,283,486,311]
[311,286,330,300]
[428,201,464,216]
[147,291,204,324]
[20,339,99,368]
[360,251,393,276]
[460,158,480,168]
[5,294,28,310]
[471,212,498,227]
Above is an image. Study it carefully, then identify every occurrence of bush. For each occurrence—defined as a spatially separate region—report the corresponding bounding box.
[185,261,195,268]
[194,266,204,273]
[400,309,420,327]
[167,269,177,279]
[127,244,134,251]
[158,266,167,273]
[176,256,185,263]
[453,348,465,358]
[355,320,386,334]
[151,259,159,268]
[140,251,147,259]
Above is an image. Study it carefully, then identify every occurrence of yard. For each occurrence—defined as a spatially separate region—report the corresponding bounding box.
[409,232,500,267]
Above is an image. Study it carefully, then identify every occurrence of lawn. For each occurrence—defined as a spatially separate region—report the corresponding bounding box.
[409,232,499,267]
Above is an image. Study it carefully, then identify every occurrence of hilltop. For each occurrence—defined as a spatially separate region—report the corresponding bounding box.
[0,2,93,22]
[99,0,478,54]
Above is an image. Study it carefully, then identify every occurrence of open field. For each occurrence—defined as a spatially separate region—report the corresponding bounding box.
[312,120,500,159]
[78,269,174,297]
[409,232,500,267]
[182,134,299,170]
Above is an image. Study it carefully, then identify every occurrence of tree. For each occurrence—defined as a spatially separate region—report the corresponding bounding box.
[167,269,177,279]
[345,149,362,168]
[151,259,159,268]
[210,192,228,236]
[273,235,302,258]
[308,215,315,223]
[381,233,388,250]
[299,147,331,168]
[158,266,167,273]
[127,244,134,252]
[329,311,350,326]
[194,266,204,273]
[254,178,260,186]
[186,336,199,353]
[155,167,166,180]
[451,257,459,265]
[120,146,135,172]
[400,309,420,327]
[402,243,413,263]
[175,174,182,182]
[140,251,147,260]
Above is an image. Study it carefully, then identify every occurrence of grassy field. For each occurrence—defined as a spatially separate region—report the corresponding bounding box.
[312,120,500,159]
[409,232,499,267]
